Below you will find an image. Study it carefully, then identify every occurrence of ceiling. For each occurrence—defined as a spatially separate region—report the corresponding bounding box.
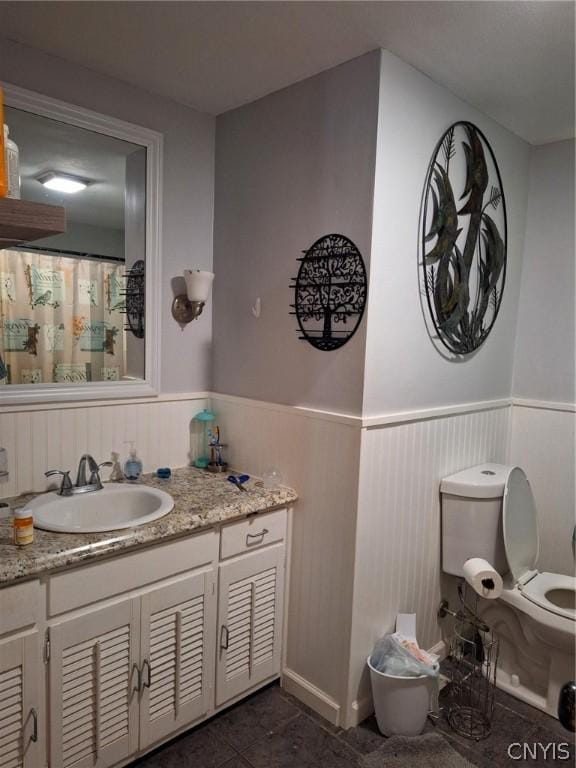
[0,1,573,145]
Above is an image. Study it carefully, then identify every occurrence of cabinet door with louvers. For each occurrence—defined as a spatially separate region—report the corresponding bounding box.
[216,544,285,706]
[0,634,42,768]
[49,599,140,768]
[138,569,216,749]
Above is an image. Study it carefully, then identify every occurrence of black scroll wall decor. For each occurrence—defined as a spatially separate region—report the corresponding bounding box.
[290,234,367,351]
[421,122,507,355]
[122,259,145,339]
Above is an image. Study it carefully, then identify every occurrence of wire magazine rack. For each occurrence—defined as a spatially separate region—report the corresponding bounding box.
[444,582,500,740]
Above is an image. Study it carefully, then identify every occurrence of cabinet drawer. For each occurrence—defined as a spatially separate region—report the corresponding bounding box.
[220,508,286,560]
[0,579,40,635]
[48,529,218,616]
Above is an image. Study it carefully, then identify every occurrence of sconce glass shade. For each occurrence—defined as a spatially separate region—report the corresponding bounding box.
[184,270,214,302]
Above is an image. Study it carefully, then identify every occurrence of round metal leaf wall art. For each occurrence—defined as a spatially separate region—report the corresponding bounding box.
[291,234,367,351]
[421,122,507,355]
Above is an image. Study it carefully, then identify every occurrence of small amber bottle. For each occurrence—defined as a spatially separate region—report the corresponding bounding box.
[13,507,34,546]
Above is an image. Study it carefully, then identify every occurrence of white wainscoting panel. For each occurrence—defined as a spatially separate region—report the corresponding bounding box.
[510,402,575,576]
[0,395,208,498]
[344,405,511,727]
[211,394,362,723]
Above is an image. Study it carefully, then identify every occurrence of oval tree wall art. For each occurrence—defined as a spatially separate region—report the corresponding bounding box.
[290,233,367,351]
[421,122,507,355]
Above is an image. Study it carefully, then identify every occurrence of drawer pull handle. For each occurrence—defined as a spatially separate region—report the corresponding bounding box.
[220,624,229,651]
[30,708,38,743]
[142,658,152,689]
[246,528,269,546]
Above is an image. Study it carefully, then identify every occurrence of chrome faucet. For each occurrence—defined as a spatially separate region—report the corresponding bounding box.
[76,454,100,488]
[46,454,113,496]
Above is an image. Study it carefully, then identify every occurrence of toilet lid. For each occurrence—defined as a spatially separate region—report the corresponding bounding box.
[503,467,539,582]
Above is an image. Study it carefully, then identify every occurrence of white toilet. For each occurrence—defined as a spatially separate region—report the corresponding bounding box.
[441,463,575,719]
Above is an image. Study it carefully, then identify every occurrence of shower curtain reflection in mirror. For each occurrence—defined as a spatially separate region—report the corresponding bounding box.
[0,249,126,385]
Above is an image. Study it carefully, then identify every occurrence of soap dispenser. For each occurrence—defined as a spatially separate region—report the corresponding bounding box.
[123,442,143,482]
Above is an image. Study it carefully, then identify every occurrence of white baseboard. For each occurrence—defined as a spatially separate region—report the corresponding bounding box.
[281,668,341,727]
[346,696,374,729]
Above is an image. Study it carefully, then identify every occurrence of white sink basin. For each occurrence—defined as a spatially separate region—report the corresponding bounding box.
[28,483,174,533]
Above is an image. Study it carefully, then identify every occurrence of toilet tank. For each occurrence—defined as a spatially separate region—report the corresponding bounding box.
[441,463,509,577]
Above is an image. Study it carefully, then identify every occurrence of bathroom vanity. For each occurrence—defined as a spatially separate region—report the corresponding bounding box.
[0,469,297,768]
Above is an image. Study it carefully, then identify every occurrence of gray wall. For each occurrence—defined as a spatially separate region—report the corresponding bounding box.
[512,139,575,403]
[213,52,380,415]
[0,38,215,393]
[363,51,531,415]
[36,222,125,262]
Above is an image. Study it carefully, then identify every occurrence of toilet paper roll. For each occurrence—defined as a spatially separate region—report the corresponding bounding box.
[462,558,503,600]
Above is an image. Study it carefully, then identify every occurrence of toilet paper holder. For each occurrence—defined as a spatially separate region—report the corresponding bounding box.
[438,582,500,740]
[437,597,490,634]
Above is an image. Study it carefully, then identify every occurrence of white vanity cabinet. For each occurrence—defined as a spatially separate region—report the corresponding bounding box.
[0,506,289,768]
[49,600,141,768]
[138,569,216,749]
[47,531,219,768]
[0,632,42,768]
[49,569,217,768]
[216,509,287,706]
[0,579,44,768]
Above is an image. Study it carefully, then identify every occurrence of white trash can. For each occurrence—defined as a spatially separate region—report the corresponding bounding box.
[367,655,436,737]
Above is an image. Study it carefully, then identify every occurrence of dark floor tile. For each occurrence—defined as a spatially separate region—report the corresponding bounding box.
[429,700,542,765]
[514,722,576,768]
[134,721,237,768]
[213,684,301,752]
[130,674,574,768]
[219,758,253,768]
[440,738,497,768]
[424,713,476,754]
[493,685,576,742]
[241,713,358,768]
[337,715,385,755]
[469,705,544,767]
[425,720,496,768]
[277,686,341,734]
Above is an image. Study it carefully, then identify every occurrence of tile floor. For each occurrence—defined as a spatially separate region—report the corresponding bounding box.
[134,678,575,767]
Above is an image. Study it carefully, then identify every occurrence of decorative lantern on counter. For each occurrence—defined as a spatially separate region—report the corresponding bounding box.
[192,409,216,469]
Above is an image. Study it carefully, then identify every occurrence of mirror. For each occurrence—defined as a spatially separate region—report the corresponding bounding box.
[0,106,146,386]
[0,83,161,403]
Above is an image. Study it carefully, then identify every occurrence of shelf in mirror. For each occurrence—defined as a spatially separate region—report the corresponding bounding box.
[0,197,66,249]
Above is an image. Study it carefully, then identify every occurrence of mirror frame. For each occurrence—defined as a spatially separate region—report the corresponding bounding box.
[0,82,162,405]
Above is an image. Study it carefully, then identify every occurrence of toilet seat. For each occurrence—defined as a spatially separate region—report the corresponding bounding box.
[501,467,575,622]
[502,467,539,583]
[520,572,576,621]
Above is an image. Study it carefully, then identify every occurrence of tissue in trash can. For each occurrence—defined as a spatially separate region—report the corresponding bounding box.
[370,617,439,678]
[391,633,438,667]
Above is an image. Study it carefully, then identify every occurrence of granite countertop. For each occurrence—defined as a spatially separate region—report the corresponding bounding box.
[0,467,297,586]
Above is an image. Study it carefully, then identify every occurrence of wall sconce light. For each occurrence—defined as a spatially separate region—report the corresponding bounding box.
[172,270,214,324]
